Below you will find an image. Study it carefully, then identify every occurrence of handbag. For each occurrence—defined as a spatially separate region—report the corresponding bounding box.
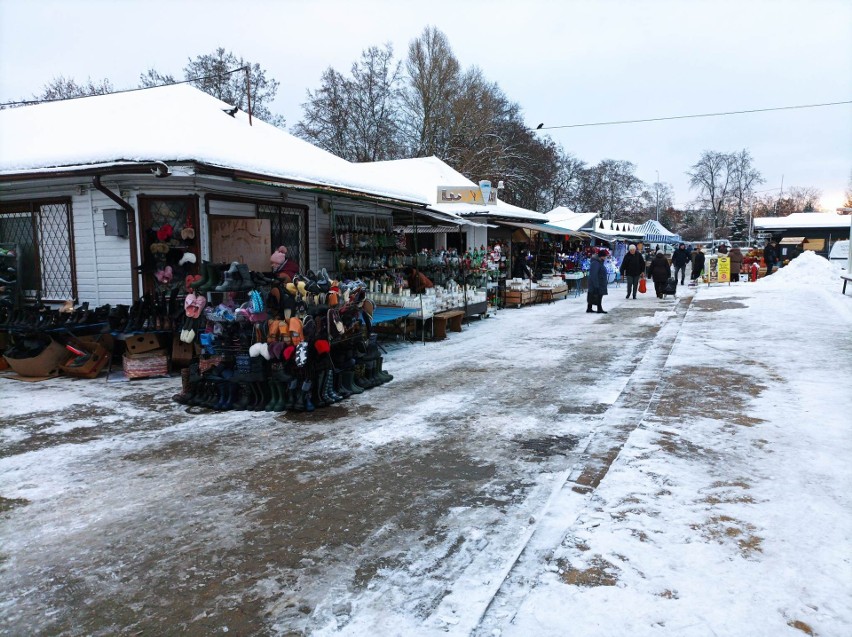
[638,277,647,294]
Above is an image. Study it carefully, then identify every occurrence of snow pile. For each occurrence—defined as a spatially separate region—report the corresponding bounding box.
[757,250,839,288]
[634,310,676,326]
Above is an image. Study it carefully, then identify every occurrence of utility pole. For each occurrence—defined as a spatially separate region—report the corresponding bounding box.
[655,170,660,222]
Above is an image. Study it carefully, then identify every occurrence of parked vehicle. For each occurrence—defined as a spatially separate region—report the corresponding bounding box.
[828,239,849,270]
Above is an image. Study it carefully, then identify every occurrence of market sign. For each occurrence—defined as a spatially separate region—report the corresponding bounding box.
[703,256,731,284]
[717,256,730,283]
[437,186,497,205]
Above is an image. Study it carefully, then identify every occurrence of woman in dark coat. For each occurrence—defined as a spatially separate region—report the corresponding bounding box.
[729,246,744,280]
[587,250,609,313]
[690,246,706,282]
[650,251,671,298]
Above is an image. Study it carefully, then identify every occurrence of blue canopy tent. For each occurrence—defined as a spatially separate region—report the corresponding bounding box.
[637,220,681,245]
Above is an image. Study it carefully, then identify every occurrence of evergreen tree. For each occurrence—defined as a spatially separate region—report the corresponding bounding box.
[730,209,748,241]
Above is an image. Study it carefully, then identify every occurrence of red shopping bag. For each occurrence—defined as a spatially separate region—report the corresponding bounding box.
[638,278,647,294]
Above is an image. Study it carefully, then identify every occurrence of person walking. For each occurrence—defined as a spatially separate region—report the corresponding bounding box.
[764,239,779,276]
[690,245,705,283]
[619,244,645,300]
[671,243,690,285]
[729,246,744,282]
[650,251,671,298]
[587,249,609,314]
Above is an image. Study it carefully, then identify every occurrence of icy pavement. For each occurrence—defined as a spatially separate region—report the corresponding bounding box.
[1,253,851,636]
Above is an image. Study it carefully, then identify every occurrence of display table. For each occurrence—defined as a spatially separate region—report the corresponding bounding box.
[533,283,569,303]
[563,272,585,297]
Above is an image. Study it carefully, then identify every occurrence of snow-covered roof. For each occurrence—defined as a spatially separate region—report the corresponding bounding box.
[350,156,548,222]
[544,210,598,232]
[754,212,852,230]
[0,84,422,205]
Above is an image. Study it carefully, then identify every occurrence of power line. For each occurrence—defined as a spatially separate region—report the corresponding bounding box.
[533,100,852,131]
[0,65,249,108]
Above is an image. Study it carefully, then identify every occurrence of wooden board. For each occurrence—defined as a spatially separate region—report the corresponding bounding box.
[210,218,271,273]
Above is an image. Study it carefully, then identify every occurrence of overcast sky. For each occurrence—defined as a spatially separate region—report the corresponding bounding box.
[2,0,850,211]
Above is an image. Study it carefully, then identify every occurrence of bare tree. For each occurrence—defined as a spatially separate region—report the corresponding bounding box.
[294,67,352,158]
[296,44,402,162]
[347,44,404,162]
[577,159,644,219]
[401,26,460,158]
[183,48,284,127]
[138,68,176,88]
[36,76,114,101]
[687,150,736,241]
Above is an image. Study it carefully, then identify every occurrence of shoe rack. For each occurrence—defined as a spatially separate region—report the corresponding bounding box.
[0,243,22,309]
[331,211,406,277]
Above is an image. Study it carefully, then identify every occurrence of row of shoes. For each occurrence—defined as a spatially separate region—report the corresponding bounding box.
[0,301,111,331]
[173,354,392,412]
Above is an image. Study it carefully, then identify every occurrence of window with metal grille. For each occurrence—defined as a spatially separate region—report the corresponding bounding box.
[0,198,76,301]
[257,204,308,272]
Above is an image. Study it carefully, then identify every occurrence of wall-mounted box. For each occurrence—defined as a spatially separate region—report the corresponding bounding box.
[103,208,128,238]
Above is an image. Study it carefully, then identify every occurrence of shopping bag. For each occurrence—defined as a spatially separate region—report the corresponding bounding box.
[638,278,647,294]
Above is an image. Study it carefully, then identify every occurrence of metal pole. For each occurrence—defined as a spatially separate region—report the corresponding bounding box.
[245,66,253,126]
[655,170,660,222]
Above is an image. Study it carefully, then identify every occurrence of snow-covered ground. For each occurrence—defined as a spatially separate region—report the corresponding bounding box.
[1,252,850,636]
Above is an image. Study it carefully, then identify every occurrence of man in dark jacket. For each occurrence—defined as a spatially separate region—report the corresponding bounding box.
[690,245,705,283]
[619,244,646,300]
[587,250,609,313]
[671,243,690,285]
[764,239,779,275]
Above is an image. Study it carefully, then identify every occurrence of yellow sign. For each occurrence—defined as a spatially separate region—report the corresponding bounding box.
[717,256,730,283]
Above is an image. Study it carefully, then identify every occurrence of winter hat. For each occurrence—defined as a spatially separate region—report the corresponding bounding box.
[156,224,174,242]
[283,345,296,361]
[178,252,197,266]
[598,249,609,258]
[185,274,202,291]
[270,246,287,266]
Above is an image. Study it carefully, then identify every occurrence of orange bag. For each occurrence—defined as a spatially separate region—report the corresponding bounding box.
[638,278,647,294]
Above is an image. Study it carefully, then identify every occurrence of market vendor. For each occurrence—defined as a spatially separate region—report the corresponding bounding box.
[405,267,434,294]
[270,246,299,281]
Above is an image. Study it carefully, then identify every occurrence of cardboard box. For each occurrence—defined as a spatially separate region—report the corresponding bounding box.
[61,342,111,379]
[125,333,162,355]
[3,338,67,377]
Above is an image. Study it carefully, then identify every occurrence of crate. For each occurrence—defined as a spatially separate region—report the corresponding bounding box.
[123,349,169,379]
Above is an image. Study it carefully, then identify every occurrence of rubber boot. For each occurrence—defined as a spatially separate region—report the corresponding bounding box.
[234,383,251,410]
[191,262,210,291]
[236,263,254,291]
[302,380,315,412]
[284,379,299,410]
[273,377,289,411]
[249,382,264,411]
[313,371,328,408]
[213,383,228,410]
[334,370,351,399]
[200,264,224,292]
[221,382,236,410]
[376,358,393,383]
[173,367,192,404]
[326,370,342,402]
[292,382,305,411]
[265,381,280,411]
[342,369,363,394]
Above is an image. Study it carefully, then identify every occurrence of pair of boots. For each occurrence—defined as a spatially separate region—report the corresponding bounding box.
[586,304,607,314]
[314,370,344,408]
[192,262,253,293]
